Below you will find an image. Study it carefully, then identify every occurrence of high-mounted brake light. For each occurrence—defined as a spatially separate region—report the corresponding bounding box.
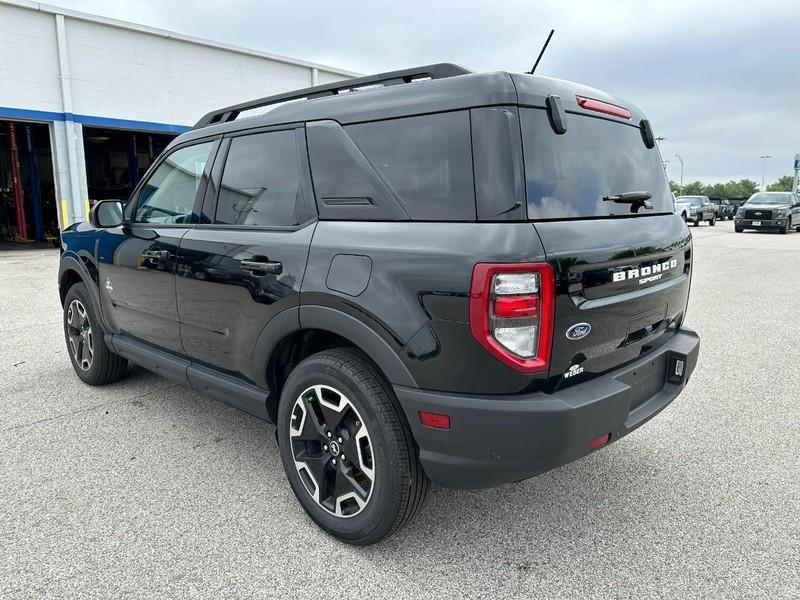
[469,263,554,373]
[576,96,631,120]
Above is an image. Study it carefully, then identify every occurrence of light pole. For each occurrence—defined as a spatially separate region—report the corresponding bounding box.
[674,154,684,194]
[759,155,772,190]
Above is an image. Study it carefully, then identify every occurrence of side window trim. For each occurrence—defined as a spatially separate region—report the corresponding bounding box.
[123,137,221,225]
[197,124,317,230]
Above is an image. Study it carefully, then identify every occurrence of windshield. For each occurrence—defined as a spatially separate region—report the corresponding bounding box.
[678,196,704,207]
[521,108,673,219]
[747,193,794,205]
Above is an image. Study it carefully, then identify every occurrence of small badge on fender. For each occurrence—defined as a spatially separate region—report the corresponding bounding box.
[566,322,591,340]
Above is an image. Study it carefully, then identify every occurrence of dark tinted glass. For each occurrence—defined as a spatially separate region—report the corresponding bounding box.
[521,108,673,219]
[346,111,475,221]
[216,130,309,227]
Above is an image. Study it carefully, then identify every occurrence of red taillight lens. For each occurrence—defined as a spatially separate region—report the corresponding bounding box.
[493,295,539,318]
[419,411,451,430]
[469,263,554,374]
[576,95,631,120]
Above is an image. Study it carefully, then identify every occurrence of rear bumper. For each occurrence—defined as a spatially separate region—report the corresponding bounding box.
[395,328,700,489]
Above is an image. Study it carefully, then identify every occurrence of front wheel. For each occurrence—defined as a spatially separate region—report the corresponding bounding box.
[63,283,128,385]
[781,218,790,234]
[277,348,428,545]
[709,215,716,226]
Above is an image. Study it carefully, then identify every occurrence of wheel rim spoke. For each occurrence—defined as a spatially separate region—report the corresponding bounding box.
[289,384,375,518]
[66,300,93,371]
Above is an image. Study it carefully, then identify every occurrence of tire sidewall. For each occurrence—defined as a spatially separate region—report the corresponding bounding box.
[63,283,105,383]
[276,353,409,542]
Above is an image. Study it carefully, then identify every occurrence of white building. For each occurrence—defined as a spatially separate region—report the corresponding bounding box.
[0,0,356,244]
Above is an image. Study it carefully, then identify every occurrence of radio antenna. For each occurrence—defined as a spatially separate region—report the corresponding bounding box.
[529,29,555,74]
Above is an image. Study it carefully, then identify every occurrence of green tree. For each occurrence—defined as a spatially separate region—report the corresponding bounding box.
[736,179,759,197]
[704,183,728,197]
[681,181,705,195]
[668,180,682,194]
[767,175,794,192]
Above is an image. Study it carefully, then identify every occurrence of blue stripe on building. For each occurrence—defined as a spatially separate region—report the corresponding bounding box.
[0,106,191,134]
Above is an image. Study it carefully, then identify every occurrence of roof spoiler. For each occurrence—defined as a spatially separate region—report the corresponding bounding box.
[193,63,472,129]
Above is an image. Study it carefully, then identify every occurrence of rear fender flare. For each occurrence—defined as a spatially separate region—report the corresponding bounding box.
[251,305,418,391]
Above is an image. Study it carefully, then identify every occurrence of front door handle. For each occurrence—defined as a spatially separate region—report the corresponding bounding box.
[240,259,282,275]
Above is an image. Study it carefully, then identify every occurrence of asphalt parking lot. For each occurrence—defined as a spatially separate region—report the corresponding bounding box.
[1,219,798,599]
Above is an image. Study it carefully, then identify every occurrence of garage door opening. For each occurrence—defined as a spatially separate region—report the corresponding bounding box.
[0,120,58,246]
[83,127,175,203]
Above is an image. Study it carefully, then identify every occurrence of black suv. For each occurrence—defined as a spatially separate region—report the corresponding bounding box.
[58,64,699,544]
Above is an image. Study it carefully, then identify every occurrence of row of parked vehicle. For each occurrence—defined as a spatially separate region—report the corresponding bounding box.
[675,192,800,233]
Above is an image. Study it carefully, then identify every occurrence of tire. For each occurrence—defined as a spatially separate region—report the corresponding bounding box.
[277,348,428,545]
[693,219,700,227]
[781,218,790,234]
[709,215,716,226]
[63,283,128,385]
[735,225,744,233]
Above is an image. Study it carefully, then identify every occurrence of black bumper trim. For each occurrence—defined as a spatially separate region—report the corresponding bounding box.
[395,328,700,489]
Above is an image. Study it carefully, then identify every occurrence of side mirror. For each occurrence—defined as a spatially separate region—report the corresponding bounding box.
[89,200,124,228]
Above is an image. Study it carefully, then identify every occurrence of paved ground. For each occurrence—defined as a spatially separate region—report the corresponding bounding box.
[1,220,798,599]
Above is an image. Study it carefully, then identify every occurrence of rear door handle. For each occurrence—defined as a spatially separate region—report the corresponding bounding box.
[240,259,282,275]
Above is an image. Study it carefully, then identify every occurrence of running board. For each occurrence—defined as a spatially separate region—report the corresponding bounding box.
[106,334,270,422]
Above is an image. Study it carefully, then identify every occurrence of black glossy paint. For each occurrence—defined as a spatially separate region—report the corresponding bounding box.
[176,224,315,383]
[97,224,187,353]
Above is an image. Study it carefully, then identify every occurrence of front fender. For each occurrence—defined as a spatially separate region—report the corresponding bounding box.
[58,251,111,333]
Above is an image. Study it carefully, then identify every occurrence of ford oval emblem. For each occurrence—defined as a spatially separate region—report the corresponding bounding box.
[566,323,592,340]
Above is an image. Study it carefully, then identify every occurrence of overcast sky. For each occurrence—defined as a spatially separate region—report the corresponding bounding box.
[56,0,800,186]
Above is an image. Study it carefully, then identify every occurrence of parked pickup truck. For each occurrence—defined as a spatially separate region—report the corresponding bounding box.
[675,195,717,226]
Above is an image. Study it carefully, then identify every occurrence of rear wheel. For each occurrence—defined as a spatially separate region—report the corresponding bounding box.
[709,214,716,226]
[63,283,128,385]
[277,348,428,545]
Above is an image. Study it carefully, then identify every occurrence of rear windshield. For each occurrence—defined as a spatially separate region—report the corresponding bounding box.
[521,108,673,219]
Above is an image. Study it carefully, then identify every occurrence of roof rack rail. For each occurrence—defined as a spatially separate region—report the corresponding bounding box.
[193,63,472,129]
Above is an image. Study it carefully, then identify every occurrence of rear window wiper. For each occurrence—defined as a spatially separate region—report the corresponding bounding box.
[602,191,653,213]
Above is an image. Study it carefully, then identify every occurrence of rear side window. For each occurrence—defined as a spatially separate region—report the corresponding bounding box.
[521,108,673,219]
[345,111,475,221]
[215,129,314,227]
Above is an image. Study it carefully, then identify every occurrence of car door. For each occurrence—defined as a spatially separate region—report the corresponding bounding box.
[176,126,317,385]
[98,139,219,354]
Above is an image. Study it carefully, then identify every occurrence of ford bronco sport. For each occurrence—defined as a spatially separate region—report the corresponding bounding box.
[58,64,700,545]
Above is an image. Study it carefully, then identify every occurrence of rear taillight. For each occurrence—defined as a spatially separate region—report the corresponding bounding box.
[469,263,554,373]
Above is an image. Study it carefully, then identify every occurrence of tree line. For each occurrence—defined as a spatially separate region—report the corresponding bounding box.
[669,176,795,198]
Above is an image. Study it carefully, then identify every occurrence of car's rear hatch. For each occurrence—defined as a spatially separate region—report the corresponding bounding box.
[514,77,692,384]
